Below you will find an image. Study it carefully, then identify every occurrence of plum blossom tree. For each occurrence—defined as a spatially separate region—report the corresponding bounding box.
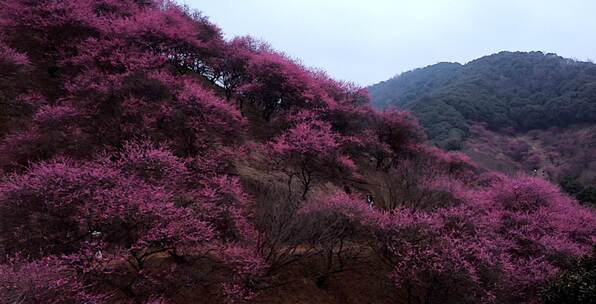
[375,172,596,304]
[268,119,355,199]
[0,158,205,258]
[374,109,425,155]
[0,40,33,135]
[0,256,98,304]
[297,191,376,285]
[375,210,496,304]
[211,36,256,100]
[238,47,315,120]
[0,141,264,302]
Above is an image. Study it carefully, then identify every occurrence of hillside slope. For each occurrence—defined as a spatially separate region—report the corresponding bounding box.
[0,2,594,304]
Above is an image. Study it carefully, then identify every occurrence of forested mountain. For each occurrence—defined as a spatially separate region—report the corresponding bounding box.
[0,2,594,304]
[370,52,596,203]
[370,52,596,148]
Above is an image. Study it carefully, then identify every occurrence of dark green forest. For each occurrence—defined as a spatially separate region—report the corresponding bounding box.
[369,51,596,149]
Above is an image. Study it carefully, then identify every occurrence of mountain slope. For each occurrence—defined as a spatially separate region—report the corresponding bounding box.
[369,52,596,192]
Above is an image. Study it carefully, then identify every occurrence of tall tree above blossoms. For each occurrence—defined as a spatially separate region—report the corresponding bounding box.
[211,36,257,100]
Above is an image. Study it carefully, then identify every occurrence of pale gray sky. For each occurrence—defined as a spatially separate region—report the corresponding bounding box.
[184,0,596,86]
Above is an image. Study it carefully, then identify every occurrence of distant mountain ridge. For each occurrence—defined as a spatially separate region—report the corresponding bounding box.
[369,51,596,149]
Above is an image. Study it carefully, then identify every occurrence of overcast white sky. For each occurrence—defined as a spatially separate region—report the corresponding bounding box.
[184,0,596,86]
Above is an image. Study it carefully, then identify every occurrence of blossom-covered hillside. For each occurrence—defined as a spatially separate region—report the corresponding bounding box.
[0,1,594,303]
